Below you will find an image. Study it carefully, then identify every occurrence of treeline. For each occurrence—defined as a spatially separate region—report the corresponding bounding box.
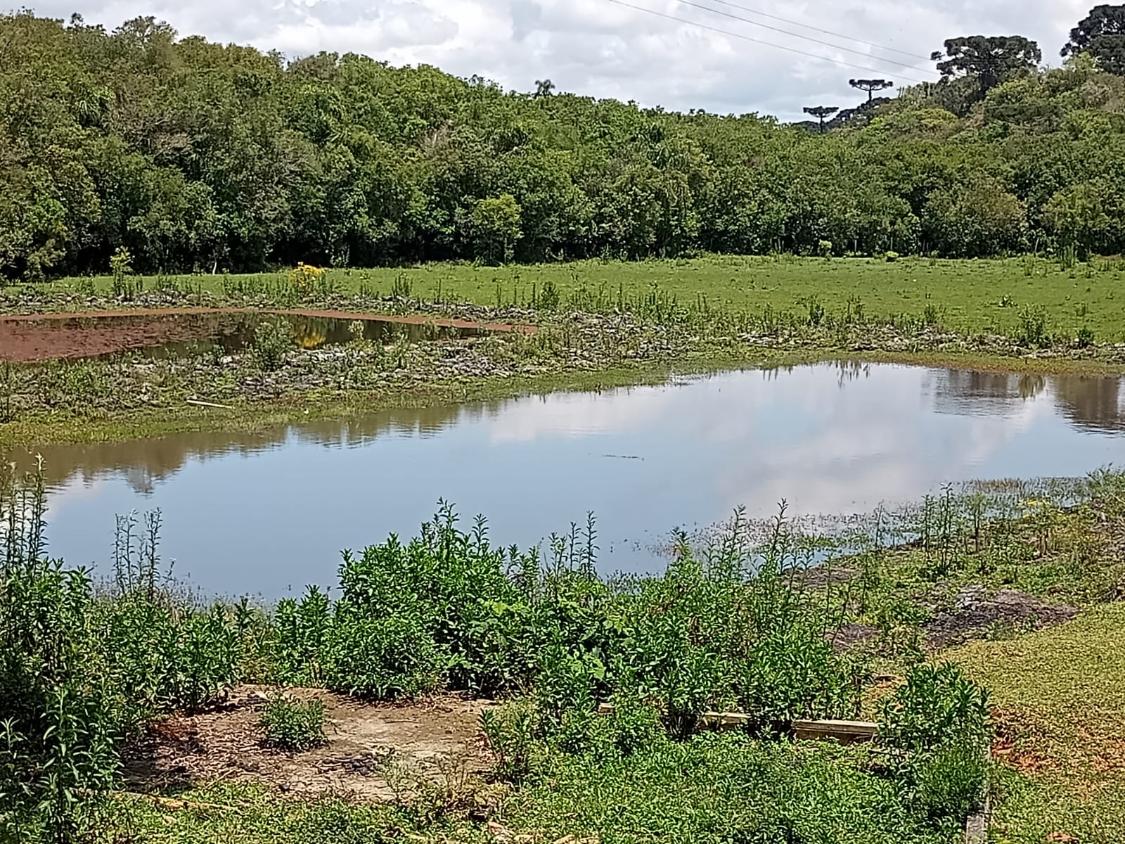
[2,10,1125,279]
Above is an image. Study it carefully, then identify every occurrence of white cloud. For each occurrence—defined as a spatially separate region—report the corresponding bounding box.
[27,0,1094,119]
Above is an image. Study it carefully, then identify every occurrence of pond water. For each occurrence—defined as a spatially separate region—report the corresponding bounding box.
[141,313,483,357]
[13,361,1125,598]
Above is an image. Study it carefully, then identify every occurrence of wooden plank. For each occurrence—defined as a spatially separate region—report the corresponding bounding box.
[792,719,879,743]
[598,704,878,743]
[699,711,753,728]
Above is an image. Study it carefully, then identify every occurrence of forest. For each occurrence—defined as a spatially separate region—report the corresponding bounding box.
[2,6,1125,278]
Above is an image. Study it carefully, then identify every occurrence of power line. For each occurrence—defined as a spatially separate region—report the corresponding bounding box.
[700,0,932,62]
[605,0,934,84]
[673,0,932,74]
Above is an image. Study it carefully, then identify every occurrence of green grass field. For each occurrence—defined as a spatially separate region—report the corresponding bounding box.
[23,254,1125,342]
[948,603,1125,843]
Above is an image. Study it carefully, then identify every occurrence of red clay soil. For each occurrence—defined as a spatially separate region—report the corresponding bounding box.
[0,308,532,362]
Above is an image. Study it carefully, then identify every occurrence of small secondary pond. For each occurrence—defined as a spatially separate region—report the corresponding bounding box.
[13,361,1125,597]
[0,310,491,362]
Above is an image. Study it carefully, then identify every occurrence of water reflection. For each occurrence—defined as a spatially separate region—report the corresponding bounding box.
[7,361,1123,597]
[930,368,1124,432]
[3,312,480,362]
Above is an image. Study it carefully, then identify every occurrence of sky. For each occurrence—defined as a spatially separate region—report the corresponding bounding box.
[24,0,1094,120]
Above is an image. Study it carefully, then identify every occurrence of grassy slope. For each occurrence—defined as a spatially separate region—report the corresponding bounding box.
[946,603,1125,843]
[26,255,1125,341]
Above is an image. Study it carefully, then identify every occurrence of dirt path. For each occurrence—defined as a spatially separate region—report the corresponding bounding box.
[124,686,494,801]
[0,308,531,362]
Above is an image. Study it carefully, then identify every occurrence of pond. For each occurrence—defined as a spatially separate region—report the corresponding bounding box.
[13,361,1125,598]
[0,310,491,362]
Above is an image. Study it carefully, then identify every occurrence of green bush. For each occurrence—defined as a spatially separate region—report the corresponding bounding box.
[161,606,238,711]
[260,694,327,751]
[322,612,447,699]
[481,699,540,782]
[1016,304,1050,347]
[615,524,860,737]
[880,664,989,753]
[271,586,332,685]
[880,664,990,826]
[908,740,989,827]
[251,318,293,371]
[0,469,247,840]
[0,562,121,842]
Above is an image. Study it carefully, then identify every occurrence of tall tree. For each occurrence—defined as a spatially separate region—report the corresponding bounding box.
[931,36,1042,94]
[803,106,839,134]
[1062,5,1125,76]
[849,79,894,101]
[534,79,555,98]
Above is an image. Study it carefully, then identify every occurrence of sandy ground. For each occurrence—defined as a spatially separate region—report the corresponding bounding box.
[123,685,495,801]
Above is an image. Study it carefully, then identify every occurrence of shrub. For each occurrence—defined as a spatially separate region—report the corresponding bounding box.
[880,664,990,825]
[160,605,238,712]
[616,520,860,737]
[260,693,327,751]
[1076,324,1095,347]
[908,740,989,826]
[1016,304,1050,347]
[880,664,989,754]
[1,470,120,840]
[537,279,561,311]
[110,246,139,299]
[481,699,540,782]
[251,318,293,371]
[884,250,900,262]
[272,586,332,685]
[322,612,447,700]
[0,562,121,841]
[288,262,328,297]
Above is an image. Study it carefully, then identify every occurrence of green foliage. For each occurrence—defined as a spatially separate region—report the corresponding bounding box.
[1043,178,1125,257]
[471,194,522,264]
[3,11,1125,279]
[908,740,990,828]
[251,317,293,371]
[923,176,1026,257]
[507,734,948,844]
[931,35,1043,97]
[0,466,240,840]
[322,612,447,699]
[480,699,539,782]
[1062,5,1125,76]
[259,694,327,751]
[880,664,991,826]
[1016,304,1051,347]
[109,247,139,299]
[263,503,860,752]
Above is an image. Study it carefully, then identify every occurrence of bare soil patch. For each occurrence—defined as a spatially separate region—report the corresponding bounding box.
[123,685,494,802]
[925,586,1078,648]
[0,308,530,362]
